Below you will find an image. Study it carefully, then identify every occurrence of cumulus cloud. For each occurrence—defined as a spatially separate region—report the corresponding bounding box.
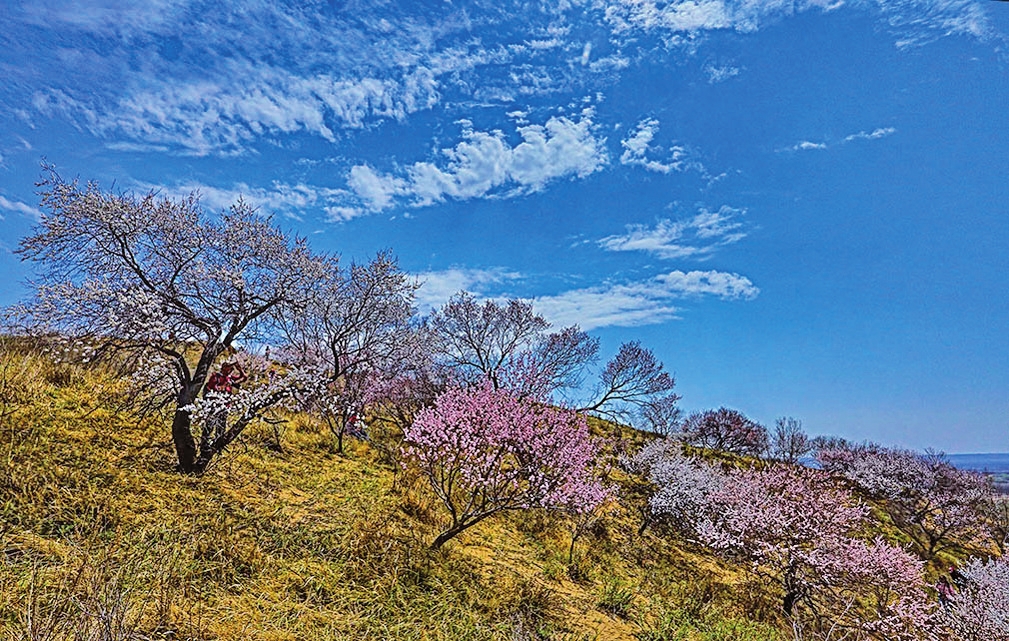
[0,195,42,220]
[535,269,757,330]
[620,118,703,174]
[350,110,608,211]
[598,206,747,259]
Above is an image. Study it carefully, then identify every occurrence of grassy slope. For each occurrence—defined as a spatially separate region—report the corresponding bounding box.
[0,353,792,640]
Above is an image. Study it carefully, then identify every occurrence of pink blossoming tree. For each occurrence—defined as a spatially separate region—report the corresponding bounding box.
[401,382,607,549]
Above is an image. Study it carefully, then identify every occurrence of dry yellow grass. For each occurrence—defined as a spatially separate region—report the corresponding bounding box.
[0,345,784,641]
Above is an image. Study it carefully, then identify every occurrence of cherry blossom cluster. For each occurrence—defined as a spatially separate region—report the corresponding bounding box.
[817,443,992,558]
[940,555,1009,640]
[401,381,608,548]
[626,438,725,533]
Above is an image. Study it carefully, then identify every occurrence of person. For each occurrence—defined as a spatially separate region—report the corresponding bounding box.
[205,360,247,439]
[935,575,956,610]
[206,360,247,394]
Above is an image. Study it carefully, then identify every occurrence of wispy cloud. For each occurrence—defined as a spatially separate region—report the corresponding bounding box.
[414,263,758,330]
[349,109,608,211]
[601,0,845,37]
[845,127,896,142]
[0,195,41,220]
[535,269,758,330]
[598,0,992,48]
[413,267,523,313]
[620,118,704,175]
[783,126,897,152]
[704,63,741,83]
[598,206,747,260]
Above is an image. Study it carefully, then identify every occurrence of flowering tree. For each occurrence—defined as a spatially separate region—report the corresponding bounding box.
[695,464,935,639]
[940,555,1009,641]
[275,251,419,453]
[816,444,991,559]
[680,407,768,457]
[9,168,327,474]
[401,382,607,549]
[625,437,725,535]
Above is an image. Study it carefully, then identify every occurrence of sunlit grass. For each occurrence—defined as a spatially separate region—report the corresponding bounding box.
[0,344,794,640]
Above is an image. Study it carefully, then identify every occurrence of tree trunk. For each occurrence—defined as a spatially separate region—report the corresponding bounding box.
[783,589,799,617]
[429,513,493,550]
[172,406,198,474]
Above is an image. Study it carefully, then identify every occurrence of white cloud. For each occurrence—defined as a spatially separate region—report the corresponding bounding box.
[620,118,703,174]
[845,127,896,141]
[598,206,747,259]
[415,263,758,330]
[97,63,441,156]
[136,180,347,219]
[0,195,42,220]
[599,0,993,50]
[350,110,608,211]
[602,0,844,37]
[535,269,757,330]
[784,125,896,152]
[413,267,522,313]
[657,269,759,299]
[324,206,366,222]
[792,140,828,151]
[348,166,410,212]
[704,63,741,83]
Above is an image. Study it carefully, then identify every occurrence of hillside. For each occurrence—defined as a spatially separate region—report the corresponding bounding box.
[0,349,789,641]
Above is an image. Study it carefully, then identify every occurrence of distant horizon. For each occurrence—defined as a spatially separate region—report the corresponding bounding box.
[2,1,1008,452]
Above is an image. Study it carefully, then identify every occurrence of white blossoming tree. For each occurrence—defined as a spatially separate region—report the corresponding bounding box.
[274,250,420,453]
[10,166,327,474]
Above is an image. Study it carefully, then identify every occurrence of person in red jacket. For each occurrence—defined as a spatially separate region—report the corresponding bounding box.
[205,360,247,438]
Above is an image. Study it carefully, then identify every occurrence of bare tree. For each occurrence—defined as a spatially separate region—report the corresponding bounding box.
[770,416,812,464]
[578,341,680,432]
[9,167,326,474]
[425,292,598,398]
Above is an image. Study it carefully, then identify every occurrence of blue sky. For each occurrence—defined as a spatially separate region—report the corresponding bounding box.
[2,0,1008,452]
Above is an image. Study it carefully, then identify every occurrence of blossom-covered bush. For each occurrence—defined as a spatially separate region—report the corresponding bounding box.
[817,443,991,559]
[401,382,607,549]
[941,555,1009,641]
[626,438,724,534]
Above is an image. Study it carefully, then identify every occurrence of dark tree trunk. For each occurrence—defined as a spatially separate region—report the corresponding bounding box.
[429,513,494,549]
[172,406,198,473]
[783,590,799,617]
